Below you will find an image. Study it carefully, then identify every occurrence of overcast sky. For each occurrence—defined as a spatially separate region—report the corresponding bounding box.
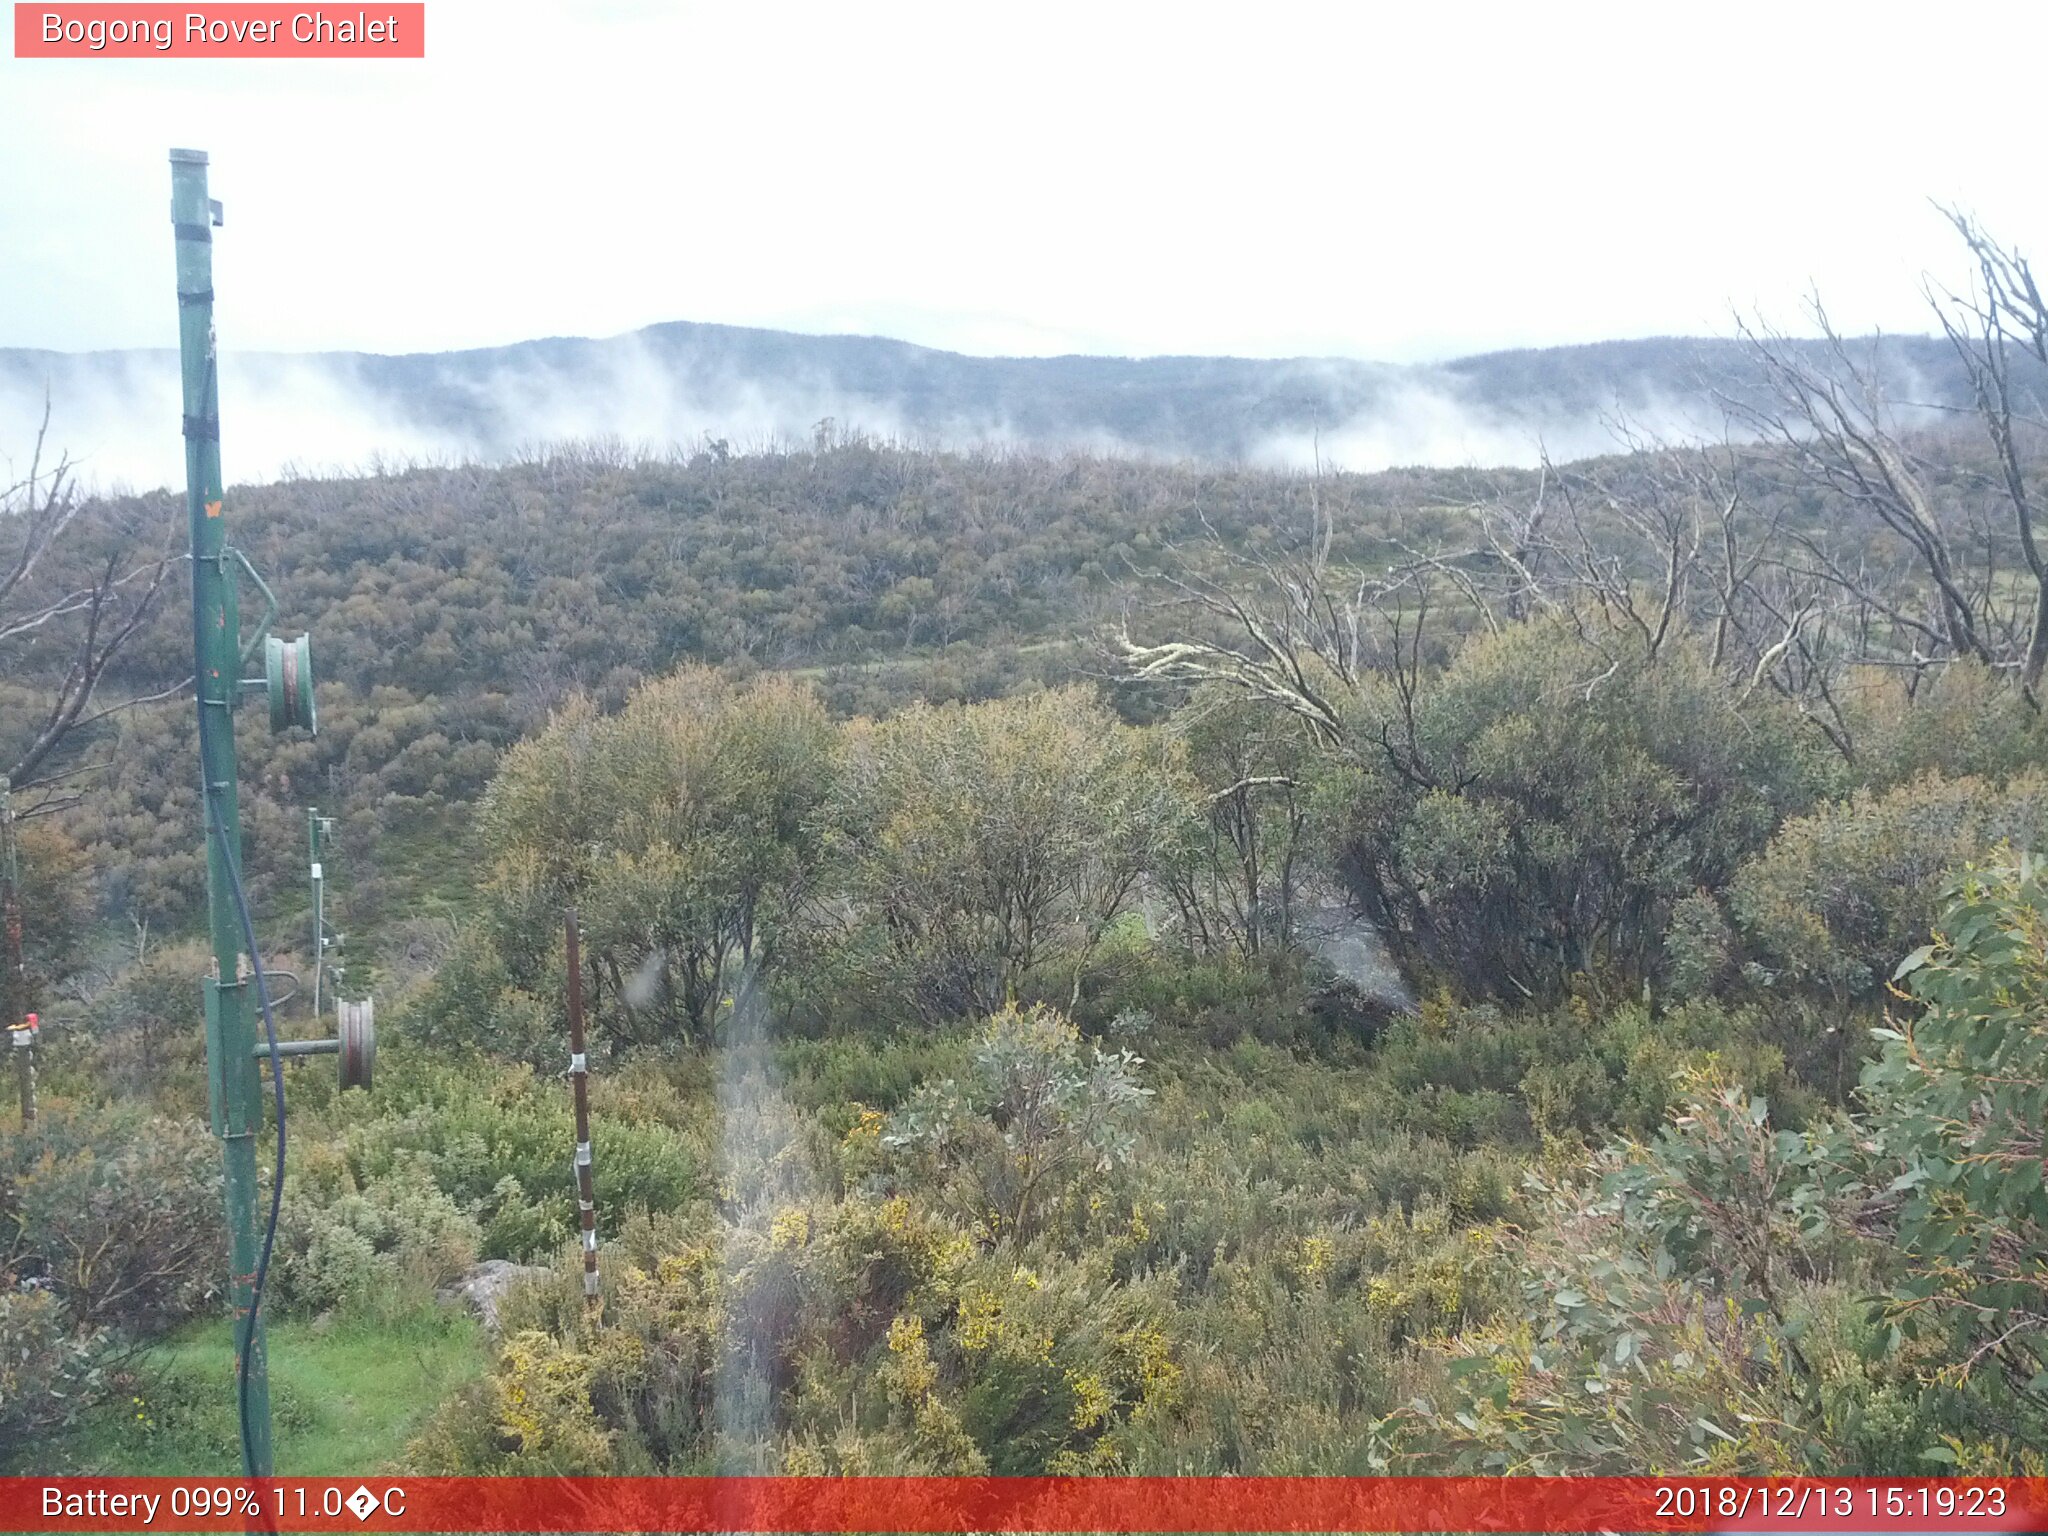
[3,1,2045,364]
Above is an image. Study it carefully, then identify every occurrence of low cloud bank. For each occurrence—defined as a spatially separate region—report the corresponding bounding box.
[0,324,1958,494]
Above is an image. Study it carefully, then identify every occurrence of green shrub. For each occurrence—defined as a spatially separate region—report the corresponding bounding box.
[1407,1051,2010,1475]
[828,689,1188,1022]
[319,1056,705,1252]
[0,1287,104,1444]
[1835,855,2048,1456]
[1087,949,1343,1054]
[772,1033,963,1119]
[0,1104,220,1335]
[52,942,212,1112]
[1152,684,1320,961]
[1327,621,1821,999]
[405,930,560,1067]
[1367,992,1803,1146]
[408,1328,623,1474]
[884,1004,1151,1241]
[1730,770,2048,999]
[276,1167,480,1314]
[476,668,838,1048]
[477,1176,564,1263]
[1850,659,2048,790]
[1662,890,1733,1002]
[1412,1071,1840,1473]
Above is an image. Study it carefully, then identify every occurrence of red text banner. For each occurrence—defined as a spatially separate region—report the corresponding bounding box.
[13,5,424,58]
[2,1477,2045,1533]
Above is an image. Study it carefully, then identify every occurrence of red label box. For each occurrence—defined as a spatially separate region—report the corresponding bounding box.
[13,3,425,57]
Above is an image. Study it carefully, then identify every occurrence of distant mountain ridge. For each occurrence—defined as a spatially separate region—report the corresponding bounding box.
[0,319,1994,489]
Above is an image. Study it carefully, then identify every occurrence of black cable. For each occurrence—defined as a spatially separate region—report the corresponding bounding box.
[200,762,286,1480]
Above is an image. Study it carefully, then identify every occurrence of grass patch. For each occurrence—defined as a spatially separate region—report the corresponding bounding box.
[15,1302,488,1476]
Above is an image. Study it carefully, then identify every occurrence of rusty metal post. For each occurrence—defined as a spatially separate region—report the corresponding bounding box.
[1,783,30,1125]
[565,909,599,1305]
[10,1016,34,1126]
[309,808,325,1016]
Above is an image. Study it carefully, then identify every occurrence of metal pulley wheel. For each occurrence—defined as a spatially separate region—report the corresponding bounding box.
[265,633,317,734]
[337,996,374,1091]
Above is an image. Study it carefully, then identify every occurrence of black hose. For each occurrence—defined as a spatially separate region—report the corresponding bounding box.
[201,767,286,1479]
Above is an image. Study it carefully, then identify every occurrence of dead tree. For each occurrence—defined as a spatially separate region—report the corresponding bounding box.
[1112,483,1412,747]
[1728,214,2048,712]
[1931,207,2048,701]
[1,404,178,1047]
[3,402,180,801]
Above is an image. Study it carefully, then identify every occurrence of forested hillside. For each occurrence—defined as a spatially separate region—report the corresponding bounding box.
[9,441,1513,947]
[9,263,2048,1477]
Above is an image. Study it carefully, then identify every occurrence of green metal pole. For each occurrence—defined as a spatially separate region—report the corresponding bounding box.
[172,146,273,1478]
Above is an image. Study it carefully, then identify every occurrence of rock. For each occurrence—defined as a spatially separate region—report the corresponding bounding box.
[439,1259,549,1334]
